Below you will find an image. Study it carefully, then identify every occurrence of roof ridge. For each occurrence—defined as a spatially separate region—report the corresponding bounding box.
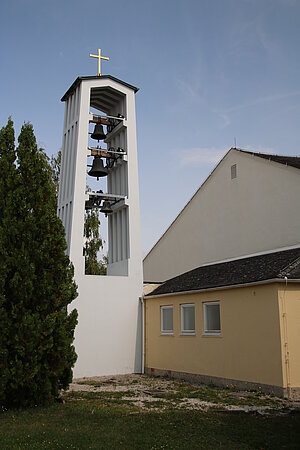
[235,149,300,170]
[238,149,300,158]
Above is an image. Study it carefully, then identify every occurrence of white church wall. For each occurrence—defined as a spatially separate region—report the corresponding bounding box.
[71,272,143,377]
[143,149,300,282]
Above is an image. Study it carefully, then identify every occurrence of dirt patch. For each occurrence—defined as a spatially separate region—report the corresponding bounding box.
[67,374,298,415]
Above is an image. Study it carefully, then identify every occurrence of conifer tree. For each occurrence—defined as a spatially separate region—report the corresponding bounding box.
[0,118,15,406]
[0,120,78,407]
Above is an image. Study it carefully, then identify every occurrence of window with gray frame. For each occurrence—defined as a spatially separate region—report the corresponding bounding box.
[161,306,173,335]
[203,302,221,335]
[181,304,195,335]
[231,164,237,179]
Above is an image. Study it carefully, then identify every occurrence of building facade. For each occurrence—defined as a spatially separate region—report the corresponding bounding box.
[143,149,300,282]
[144,248,300,399]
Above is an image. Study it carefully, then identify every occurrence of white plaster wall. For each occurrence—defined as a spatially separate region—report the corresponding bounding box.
[71,274,143,377]
[143,149,300,282]
[59,77,143,377]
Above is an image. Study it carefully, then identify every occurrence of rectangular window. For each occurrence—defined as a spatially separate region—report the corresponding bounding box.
[161,306,173,335]
[181,304,195,335]
[231,164,237,179]
[203,302,221,335]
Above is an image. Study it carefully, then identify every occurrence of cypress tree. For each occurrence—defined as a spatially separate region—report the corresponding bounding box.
[0,120,78,408]
[0,118,15,407]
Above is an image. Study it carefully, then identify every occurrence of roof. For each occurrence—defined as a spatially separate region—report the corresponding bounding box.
[146,247,300,296]
[61,75,139,102]
[239,149,300,170]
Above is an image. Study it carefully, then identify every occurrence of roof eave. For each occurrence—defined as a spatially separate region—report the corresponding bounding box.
[145,278,300,299]
[61,75,139,102]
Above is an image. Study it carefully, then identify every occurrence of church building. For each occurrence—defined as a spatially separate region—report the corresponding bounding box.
[57,54,300,398]
[143,148,300,282]
[143,148,300,399]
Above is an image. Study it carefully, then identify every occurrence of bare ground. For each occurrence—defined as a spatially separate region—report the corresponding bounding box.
[67,374,300,415]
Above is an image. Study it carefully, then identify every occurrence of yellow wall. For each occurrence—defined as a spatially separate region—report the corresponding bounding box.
[145,284,286,388]
[278,285,300,390]
[143,283,161,295]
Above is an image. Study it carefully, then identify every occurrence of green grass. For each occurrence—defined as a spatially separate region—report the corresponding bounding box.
[0,377,298,449]
[0,395,299,449]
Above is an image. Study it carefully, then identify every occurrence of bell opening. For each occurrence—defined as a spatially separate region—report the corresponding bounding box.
[86,99,128,277]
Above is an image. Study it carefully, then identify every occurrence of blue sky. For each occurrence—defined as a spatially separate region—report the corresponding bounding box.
[1,0,300,254]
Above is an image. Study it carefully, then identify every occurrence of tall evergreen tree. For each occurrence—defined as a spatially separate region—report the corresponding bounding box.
[0,118,15,407]
[0,120,78,408]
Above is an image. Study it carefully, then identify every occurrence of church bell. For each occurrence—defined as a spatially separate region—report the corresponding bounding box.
[85,197,95,210]
[100,200,113,216]
[91,123,106,141]
[88,157,108,180]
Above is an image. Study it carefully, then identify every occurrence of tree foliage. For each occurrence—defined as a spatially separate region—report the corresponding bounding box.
[50,149,61,195]
[84,209,107,275]
[0,118,14,407]
[0,119,78,408]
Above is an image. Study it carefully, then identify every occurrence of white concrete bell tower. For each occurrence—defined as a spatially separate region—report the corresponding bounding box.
[58,74,143,377]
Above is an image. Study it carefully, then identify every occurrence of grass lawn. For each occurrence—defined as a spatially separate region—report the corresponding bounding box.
[0,375,299,449]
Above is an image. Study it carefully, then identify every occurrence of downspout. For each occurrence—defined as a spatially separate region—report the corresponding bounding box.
[281,277,291,398]
[139,295,145,374]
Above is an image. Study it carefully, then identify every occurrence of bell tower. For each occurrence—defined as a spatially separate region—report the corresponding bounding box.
[58,74,143,376]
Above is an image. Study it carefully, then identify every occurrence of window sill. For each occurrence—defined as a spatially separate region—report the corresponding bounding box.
[161,332,174,336]
[202,332,222,337]
[181,332,196,336]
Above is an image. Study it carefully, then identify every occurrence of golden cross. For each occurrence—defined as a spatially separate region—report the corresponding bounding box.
[89,48,110,76]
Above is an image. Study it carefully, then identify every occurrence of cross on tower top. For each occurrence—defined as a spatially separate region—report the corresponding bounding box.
[89,48,110,77]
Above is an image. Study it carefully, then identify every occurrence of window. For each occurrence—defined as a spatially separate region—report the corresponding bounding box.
[231,164,237,179]
[203,302,221,335]
[161,306,173,335]
[181,304,195,335]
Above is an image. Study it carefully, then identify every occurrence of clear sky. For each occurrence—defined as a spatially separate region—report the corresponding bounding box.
[1,0,300,255]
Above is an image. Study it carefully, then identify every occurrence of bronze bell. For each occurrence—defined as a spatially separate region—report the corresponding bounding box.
[85,197,95,210]
[88,157,108,180]
[100,200,113,216]
[91,123,106,141]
